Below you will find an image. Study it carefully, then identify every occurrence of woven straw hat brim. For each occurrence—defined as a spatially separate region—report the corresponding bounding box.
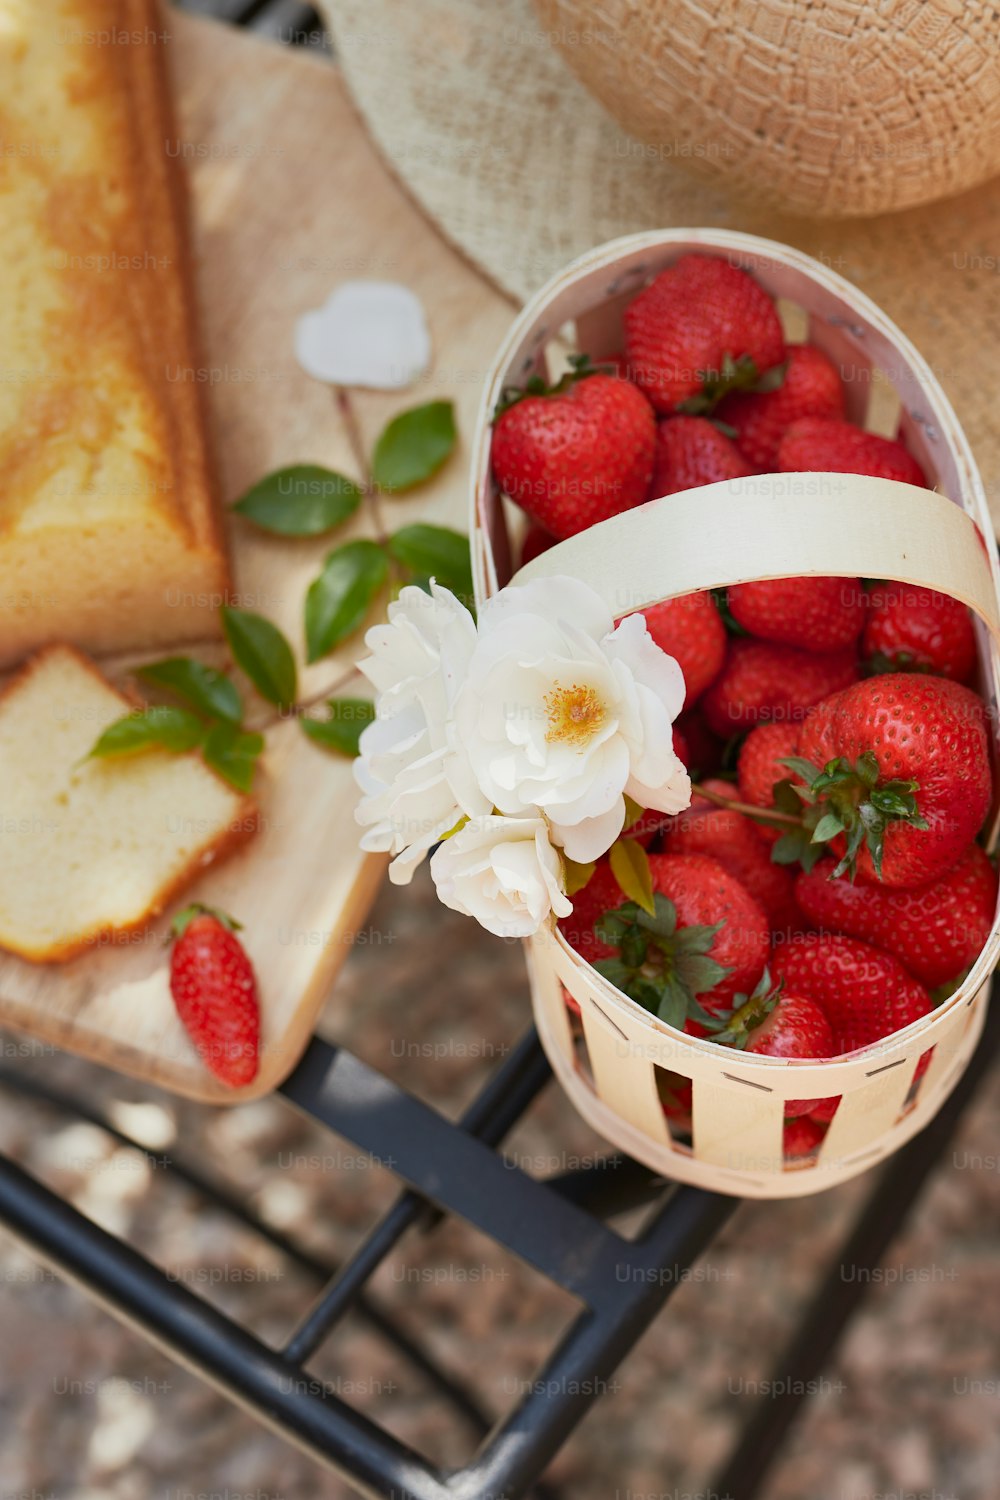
[323,0,1000,516]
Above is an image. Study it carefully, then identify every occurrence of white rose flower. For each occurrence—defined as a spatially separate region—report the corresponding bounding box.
[454,576,691,862]
[430,815,572,938]
[354,583,490,884]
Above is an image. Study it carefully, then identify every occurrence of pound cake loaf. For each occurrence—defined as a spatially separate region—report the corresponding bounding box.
[0,646,255,964]
[0,0,228,668]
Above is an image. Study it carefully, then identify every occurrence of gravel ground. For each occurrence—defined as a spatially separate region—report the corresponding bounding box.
[0,867,998,1500]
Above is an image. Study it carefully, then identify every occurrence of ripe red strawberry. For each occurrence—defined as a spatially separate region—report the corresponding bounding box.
[737,722,802,846]
[624,254,785,415]
[168,906,260,1088]
[783,1115,827,1159]
[717,343,845,469]
[777,416,927,487]
[863,584,976,683]
[520,522,557,567]
[560,852,769,1024]
[702,639,857,737]
[794,845,998,989]
[650,416,753,496]
[795,674,992,886]
[662,796,800,934]
[772,933,932,1053]
[491,368,655,540]
[727,576,866,652]
[634,590,727,706]
[703,968,836,1117]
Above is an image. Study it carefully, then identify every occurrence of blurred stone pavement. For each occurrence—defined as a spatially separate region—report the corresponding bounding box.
[0,866,997,1500]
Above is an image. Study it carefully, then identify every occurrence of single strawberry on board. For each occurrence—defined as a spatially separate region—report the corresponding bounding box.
[793,673,992,886]
[623,254,785,415]
[702,639,857,737]
[634,590,727,707]
[794,845,998,990]
[777,416,927,487]
[718,343,846,469]
[169,905,260,1088]
[561,851,770,1027]
[490,361,656,540]
[703,969,837,1118]
[862,584,977,683]
[649,415,753,496]
[727,575,866,653]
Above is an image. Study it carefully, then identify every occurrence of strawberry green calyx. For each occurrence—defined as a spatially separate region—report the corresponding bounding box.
[592,893,731,1030]
[677,353,788,417]
[701,969,782,1049]
[492,353,615,421]
[776,752,929,882]
[170,903,243,941]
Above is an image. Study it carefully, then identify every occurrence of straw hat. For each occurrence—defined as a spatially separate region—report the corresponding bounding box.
[323,0,1000,513]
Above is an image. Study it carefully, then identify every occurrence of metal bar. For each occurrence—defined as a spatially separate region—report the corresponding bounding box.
[0,1151,452,1500]
[453,1186,737,1500]
[712,989,1000,1500]
[0,1065,492,1437]
[281,1031,554,1362]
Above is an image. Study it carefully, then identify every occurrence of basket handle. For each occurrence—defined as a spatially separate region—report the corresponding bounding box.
[512,473,1000,644]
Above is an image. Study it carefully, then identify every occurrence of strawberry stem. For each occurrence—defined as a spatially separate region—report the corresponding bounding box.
[691,782,802,829]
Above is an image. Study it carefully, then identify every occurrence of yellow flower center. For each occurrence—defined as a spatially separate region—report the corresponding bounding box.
[544,682,607,747]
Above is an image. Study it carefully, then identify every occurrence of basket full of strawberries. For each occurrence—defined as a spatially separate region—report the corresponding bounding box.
[455,230,1000,1198]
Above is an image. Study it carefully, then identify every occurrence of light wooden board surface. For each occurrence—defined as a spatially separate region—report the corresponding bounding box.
[0,12,514,1102]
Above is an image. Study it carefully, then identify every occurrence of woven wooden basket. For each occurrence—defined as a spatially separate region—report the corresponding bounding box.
[470,230,1000,1198]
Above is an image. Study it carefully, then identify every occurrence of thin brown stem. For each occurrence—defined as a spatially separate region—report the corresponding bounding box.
[249,667,362,732]
[691,781,801,829]
[334,385,389,544]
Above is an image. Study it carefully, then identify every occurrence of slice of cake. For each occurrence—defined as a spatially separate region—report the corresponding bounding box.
[0,646,255,963]
[0,0,228,667]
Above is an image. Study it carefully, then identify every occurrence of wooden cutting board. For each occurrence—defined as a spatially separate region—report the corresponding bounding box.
[0,12,514,1102]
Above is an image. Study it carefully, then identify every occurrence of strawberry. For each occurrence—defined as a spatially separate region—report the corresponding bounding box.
[561,852,769,1026]
[634,590,727,706]
[794,845,998,989]
[702,639,857,737]
[662,795,800,934]
[705,970,836,1117]
[520,522,557,567]
[727,576,866,653]
[491,364,655,540]
[650,415,753,496]
[623,254,785,415]
[783,1116,827,1159]
[777,416,927,487]
[794,674,992,886]
[737,721,804,846]
[717,343,845,469]
[168,905,260,1088]
[862,584,976,683]
[772,933,931,1053]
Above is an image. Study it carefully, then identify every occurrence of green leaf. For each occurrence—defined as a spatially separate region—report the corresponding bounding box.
[386,524,473,604]
[301,697,376,757]
[771,830,810,866]
[622,793,645,830]
[305,539,388,662]
[563,856,596,898]
[609,837,656,916]
[89,706,205,759]
[203,722,264,792]
[233,465,363,537]
[222,606,298,708]
[656,986,689,1031]
[811,812,846,844]
[371,401,457,492]
[137,657,242,724]
[676,952,731,996]
[779,755,824,787]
